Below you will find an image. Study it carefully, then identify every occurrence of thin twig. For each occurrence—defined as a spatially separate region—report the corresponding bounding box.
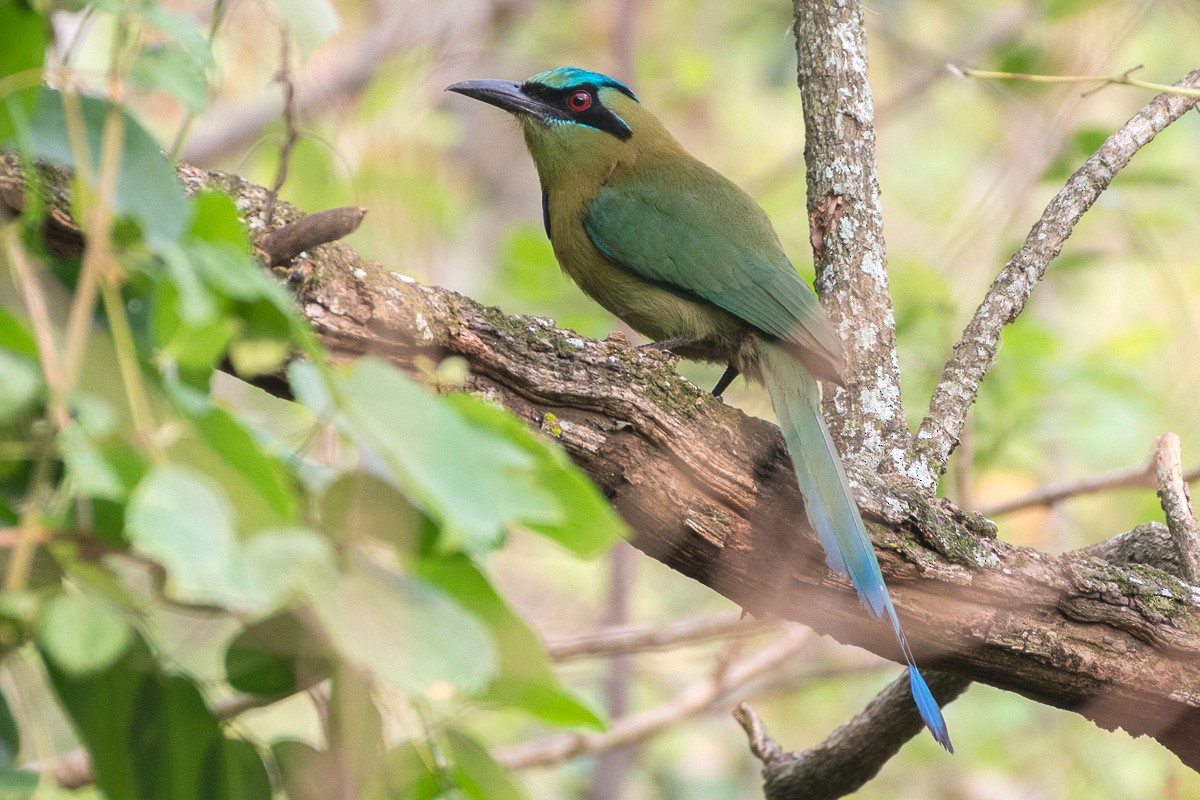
[978,461,1200,518]
[5,231,68,428]
[263,30,299,228]
[546,610,776,661]
[913,68,1200,482]
[952,64,1200,99]
[1153,433,1200,583]
[495,628,813,771]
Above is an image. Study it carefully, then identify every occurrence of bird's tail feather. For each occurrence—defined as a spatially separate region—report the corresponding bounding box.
[758,338,953,752]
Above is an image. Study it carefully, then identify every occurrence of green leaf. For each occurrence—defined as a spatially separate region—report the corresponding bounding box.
[319,472,423,549]
[224,634,297,697]
[60,425,143,502]
[216,738,272,800]
[272,740,344,800]
[416,555,604,729]
[226,527,337,613]
[128,466,335,614]
[0,690,18,768]
[36,588,135,675]
[0,769,36,799]
[266,0,342,55]
[310,559,496,696]
[442,728,525,800]
[131,44,209,113]
[362,742,443,800]
[0,351,40,424]
[0,309,36,357]
[143,7,215,70]
[43,633,271,800]
[126,464,238,606]
[185,405,298,521]
[444,393,626,557]
[224,612,331,696]
[330,358,561,553]
[41,636,154,800]
[189,191,251,248]
[0,0,47,144]
[25,89,189,245]
[364,730,525,800]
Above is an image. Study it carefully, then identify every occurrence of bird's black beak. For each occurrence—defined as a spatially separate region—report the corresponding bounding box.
[446,79,553,120]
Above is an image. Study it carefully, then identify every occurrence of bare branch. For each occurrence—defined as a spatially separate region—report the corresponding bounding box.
[741,672,972,800]
[259,206,367,266]
[913,68,1200,481]
[262,29,298,228]
[495,628,814,771]
[1153,433,1200,583]
[792,0,907,467]
[546,611,777,661]
[978,459,1200,518]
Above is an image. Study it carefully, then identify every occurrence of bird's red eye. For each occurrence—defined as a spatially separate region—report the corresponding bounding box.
[567,91,592,111]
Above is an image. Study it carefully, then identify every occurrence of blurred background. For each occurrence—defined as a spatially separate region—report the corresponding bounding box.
[62,0,1200,796]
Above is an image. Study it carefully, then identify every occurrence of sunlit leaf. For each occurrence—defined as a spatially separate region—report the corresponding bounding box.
[25,89,189,245]
[442,728,525,800]
[184,405,298,521]
[0,351,40,424]
[443,393,626,558]
[131,45,209,113]
[0,309,36,358]
[329,358,561,553]
[0,0,47,144]
[416,555,604,730]
[267,0,342,55]
[364,729,525,800]
[126,464,238,606]
[310,559,496,696]
[37,588,135,675]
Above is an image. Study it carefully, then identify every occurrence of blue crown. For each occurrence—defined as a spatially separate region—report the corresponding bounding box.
[526,67,638,101]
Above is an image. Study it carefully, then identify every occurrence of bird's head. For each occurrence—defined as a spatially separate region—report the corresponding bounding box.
[448,67,647,175]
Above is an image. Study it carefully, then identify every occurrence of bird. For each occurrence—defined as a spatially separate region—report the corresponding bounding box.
[447,67,952,751]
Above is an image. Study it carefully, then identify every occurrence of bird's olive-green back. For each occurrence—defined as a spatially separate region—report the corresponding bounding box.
[522,85,843,383]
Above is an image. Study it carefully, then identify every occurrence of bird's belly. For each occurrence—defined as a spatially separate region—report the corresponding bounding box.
[555,235,745,357]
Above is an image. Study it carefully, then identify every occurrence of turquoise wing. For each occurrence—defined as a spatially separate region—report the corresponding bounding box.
[583,166,843,379]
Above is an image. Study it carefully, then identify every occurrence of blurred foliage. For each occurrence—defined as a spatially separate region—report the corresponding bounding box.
[0,1,626,797]
[2,0,1200,798]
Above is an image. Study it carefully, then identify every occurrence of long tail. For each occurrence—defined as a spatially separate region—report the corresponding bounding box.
[758,338,952,752]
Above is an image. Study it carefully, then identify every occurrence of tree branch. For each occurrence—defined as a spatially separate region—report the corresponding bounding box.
[913,68,1200,480]
[1154,433,1200,583]
[977,458,1200,518]
[793,0,908,468]
[4,156,1200,773]
[736,671,972,800]
[495,628,814,770]
[546,610,777,661]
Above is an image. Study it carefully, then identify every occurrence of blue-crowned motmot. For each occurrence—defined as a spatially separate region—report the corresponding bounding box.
[448,67,952,751]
